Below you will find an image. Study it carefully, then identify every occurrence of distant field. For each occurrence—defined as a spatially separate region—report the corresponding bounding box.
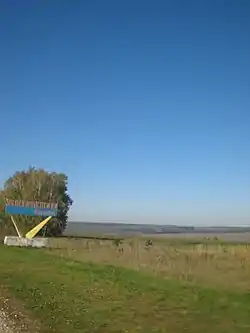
[1,241,250,332]
[151,232,250,243]
[64,221,250,239]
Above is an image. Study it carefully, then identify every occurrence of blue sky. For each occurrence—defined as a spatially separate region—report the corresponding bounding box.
[0,1,249,225]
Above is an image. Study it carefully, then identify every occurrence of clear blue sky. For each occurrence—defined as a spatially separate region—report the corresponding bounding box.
[0,1,249,225]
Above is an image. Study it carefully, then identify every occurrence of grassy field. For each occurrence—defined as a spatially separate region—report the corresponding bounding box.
[0,237,250,332]
[48,237,250,291]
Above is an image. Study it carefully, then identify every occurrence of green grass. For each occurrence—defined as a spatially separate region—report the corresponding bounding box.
[1,245,250,332]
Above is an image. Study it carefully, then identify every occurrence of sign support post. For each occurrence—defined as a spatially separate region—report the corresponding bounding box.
[25,216,52,239]
[10,215,22,238]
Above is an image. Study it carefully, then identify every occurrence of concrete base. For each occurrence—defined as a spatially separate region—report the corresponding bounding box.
[4,236,49,248]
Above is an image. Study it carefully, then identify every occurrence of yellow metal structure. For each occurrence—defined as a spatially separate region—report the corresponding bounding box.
[25,216,52,239]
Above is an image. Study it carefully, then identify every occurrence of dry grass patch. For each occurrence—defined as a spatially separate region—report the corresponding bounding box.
[48,237,250,291]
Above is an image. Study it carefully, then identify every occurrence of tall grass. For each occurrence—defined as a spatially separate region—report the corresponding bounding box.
[48,237,250,291]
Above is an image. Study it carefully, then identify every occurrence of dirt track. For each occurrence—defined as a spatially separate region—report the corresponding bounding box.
[0,301,15,333]
[0,292,39,333]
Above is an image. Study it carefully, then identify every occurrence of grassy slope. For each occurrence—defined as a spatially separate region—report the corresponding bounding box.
[0,245,250,333]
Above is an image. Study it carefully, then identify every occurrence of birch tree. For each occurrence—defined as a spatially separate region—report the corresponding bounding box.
[0,167,73,236]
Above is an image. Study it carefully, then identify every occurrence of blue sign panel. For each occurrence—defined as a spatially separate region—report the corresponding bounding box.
[5,199,58,217]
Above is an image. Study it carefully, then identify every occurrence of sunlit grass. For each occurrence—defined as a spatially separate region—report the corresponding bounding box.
[48,237,250,291]
[1,245,250,333]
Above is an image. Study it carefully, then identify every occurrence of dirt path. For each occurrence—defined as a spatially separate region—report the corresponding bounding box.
[0,311,14,333]
[0,298,15,333]
[0,291,41,333]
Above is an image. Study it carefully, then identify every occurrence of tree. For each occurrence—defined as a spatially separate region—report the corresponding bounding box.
[0,167,73,237]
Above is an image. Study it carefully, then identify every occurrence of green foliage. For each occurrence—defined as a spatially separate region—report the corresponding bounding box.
[0,167,73,236]
[144,239,153,250]
[113,238,123,247]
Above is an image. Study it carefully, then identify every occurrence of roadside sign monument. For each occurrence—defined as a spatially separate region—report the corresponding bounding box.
[4,198,58,247]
